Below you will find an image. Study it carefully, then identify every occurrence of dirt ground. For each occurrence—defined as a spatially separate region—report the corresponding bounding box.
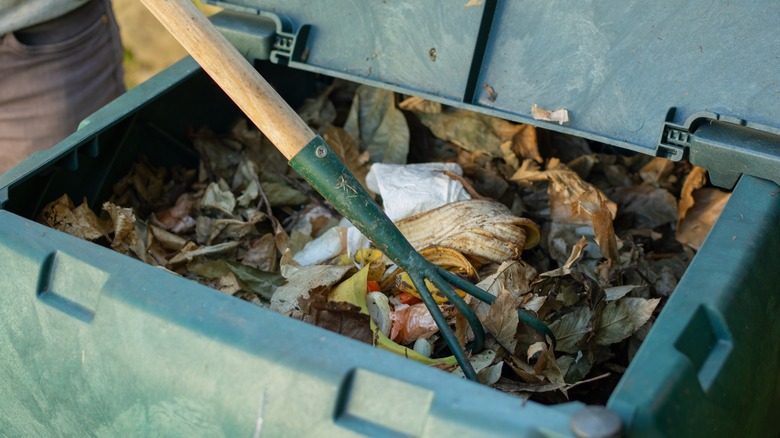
[114,1,220,88]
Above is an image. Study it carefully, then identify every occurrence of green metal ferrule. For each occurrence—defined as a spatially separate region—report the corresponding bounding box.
[289,136,417,263]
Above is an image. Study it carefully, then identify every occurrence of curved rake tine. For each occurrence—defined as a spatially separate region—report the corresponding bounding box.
[436,267,495,303]
[425,272,485,353]
[518,310,557,349]
[437,267,557,347]
[409,272,478,382]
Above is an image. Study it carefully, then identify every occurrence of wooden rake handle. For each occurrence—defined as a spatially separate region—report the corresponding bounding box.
[139,0,524,382]
[139,0,316,160]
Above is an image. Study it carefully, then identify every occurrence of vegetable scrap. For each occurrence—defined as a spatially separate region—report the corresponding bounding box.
[38,80,730,404]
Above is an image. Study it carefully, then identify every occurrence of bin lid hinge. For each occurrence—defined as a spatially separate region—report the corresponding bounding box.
[269,22,311,65]
[205,1,311,64]
[658,108,780,189]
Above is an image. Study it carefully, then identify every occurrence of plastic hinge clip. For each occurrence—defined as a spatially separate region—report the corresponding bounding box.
[658,108,780,189]
[270,24,311,65]
[656,108,691,161]
[203,1,311,65]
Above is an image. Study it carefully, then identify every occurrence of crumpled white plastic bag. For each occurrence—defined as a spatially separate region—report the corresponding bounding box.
[294,163,470,266]
[366,162,470,222]
[293,218,371,266]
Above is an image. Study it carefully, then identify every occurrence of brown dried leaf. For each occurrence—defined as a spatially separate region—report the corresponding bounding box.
[242,233,277,271]
[398,96,441,114]
[152,194,196,233]
[200,182,236,217]
[472,260,537,342]
[678,166,708,223]
[676,188,730,250]
[149,225,188,251]
[505,355,546,384]
[549,307,592,354]
[540,344,567,397]
[639,157,675,186]
[541,236,588,277]
[500,141,520,170]
[608,186,678,229]
[581,192,619,262]
[411,108,524,158]
[454,312,469,348]
[344,85,409,164]
[594,297,659,345]
[38,194,108,241]
[213,272,242,295]
[198,272,243,296]
[512,125,542,163]
[477,260,538,299]
[493,378,564,395]
[129,160,166,205]
[201,217,262,245]
[303,289,373,344]
[297,86,337,130]
[102,202,138,253]
[168,241,240,265]
[191,126,243,182]
[511,159,618,261]
[269,265,353,315]
[229,118,263,148]
[484,285,519,353]
[512,159,617,221]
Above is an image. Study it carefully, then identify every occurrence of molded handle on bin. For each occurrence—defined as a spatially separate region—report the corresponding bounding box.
[139,0,316,160]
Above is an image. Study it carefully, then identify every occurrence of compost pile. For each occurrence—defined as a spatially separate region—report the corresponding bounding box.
[39,81,729,404]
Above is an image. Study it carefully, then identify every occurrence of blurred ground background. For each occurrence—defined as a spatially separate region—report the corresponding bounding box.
[113,1,220,88]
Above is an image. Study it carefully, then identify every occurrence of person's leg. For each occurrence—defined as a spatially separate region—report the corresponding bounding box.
[0,0,125,174]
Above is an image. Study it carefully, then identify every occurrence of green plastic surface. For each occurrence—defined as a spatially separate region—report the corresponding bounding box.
[1,32,779,436]
[0,58,577,437]
[207,1,780,160]
[204,1,780,191]
[0,209,577,436]
[610,175,780,436]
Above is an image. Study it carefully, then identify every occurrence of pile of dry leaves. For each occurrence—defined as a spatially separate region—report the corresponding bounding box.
[38,80,729,404]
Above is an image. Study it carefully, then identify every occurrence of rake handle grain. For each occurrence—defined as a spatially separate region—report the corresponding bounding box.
[140,0,315,160]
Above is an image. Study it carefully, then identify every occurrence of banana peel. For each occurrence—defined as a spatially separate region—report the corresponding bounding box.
[372,320,457,366]
[355,248,383,266]
[396,199,540,263]
[329,265,457,366]
[394,246,477,304]
[355,248,387,282]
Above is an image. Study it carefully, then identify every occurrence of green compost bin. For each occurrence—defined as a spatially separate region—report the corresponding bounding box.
[2,1,780,436]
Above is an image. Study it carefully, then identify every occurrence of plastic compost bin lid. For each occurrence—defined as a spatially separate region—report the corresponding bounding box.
[207,0,780,188]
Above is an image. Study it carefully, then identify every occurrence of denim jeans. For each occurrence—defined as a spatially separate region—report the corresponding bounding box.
[0,0,125,174]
